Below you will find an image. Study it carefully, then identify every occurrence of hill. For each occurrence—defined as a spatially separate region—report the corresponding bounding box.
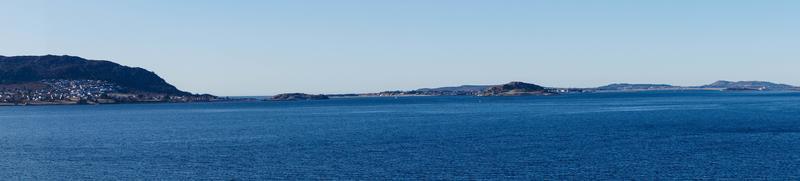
[699,80,796,91]
[478,82,552,96]
[270,93,329,101]
[0,55,189,95]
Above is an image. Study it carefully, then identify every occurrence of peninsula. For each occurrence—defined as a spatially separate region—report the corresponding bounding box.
[0,55,220,105]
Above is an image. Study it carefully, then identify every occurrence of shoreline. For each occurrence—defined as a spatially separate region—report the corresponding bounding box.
[4,89,799,107]
[0,98,254,107]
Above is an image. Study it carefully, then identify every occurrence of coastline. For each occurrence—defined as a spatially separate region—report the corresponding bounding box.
[4,89,799,107]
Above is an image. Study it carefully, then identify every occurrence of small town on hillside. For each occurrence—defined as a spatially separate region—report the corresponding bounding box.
[0,79,216,105]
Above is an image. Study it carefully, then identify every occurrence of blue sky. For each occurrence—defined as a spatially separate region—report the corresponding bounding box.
[2,0,798,95]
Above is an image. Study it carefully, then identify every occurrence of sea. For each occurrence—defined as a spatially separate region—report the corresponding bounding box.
[2,91,800,180]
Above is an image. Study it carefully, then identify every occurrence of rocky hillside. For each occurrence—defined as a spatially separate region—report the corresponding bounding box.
[0,55,189,95]
[478,82,552,96]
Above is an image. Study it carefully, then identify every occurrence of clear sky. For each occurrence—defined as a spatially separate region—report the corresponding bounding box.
[2,0,798,96]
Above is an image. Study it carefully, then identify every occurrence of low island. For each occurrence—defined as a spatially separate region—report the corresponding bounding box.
[270,93,329,101]
[478,81,554,96]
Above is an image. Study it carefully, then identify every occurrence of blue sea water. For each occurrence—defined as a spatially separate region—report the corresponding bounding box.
[2,91,800,180]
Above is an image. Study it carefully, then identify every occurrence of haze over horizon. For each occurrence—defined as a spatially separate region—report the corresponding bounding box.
[2,0,798,96]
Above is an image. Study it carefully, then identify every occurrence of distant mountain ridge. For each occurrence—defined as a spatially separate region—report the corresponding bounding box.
[0,55,189,95]
[698,80,796,90]
[365,80,799,97]
[594,81,798,91]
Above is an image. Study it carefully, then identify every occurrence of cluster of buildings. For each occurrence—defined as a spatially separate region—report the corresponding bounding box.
[0,79,221,105]
[544,88,595,93]
[0,79,123,105]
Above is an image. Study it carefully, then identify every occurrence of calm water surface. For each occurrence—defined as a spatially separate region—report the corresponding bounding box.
[2,91,800,179]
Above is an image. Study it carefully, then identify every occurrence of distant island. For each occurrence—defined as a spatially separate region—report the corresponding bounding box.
[270,93,329,101]
[698,80,797,91]
[311,80,799,100]
[591,81,798,92]
[350,82,561,97]
[478,82,554,96]
[3,55,798,104]
[0,55,220,106]
[595,83,681,91]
